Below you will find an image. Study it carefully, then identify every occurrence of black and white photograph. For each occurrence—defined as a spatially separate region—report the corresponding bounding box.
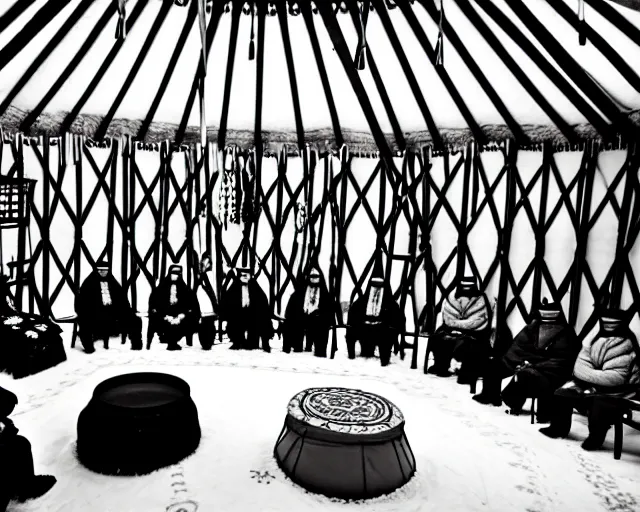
[0,0,639,510]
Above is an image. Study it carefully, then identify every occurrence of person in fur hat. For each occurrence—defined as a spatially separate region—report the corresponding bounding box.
[283,266,334,357]
[426,276,492,382]
[0,385,56,510]
[147,265,201,351]
[76,260,142,353]
[346,274,405,367]
[540,309,640,450]
[0,272,66,379]
[473,300,580,421]
[220,267,273,352]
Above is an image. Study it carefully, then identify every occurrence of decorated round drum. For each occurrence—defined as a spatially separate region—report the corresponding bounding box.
[287,387,404,435]
[275,387,416,500]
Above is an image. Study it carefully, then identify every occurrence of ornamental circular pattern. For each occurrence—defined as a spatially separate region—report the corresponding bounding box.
[287,387,404,435]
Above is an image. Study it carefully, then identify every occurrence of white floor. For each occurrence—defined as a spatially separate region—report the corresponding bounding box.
[1,329,639,512]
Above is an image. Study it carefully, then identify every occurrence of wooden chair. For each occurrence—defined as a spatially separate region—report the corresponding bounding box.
[56,313,127,349]
[611,396,640,460]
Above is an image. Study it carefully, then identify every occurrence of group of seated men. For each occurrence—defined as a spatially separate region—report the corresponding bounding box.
[427,276,640,452]
[74,259,406,366]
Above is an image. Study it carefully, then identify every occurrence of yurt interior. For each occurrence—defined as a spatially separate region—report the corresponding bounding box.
[1,0,640,510]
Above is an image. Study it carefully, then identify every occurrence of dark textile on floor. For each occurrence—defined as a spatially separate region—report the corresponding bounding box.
[0,277,66,379]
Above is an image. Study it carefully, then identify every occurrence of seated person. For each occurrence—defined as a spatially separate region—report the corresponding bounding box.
[148,265,201,350]
[346,275,405,367]
[473,300,580,421]
[0,272,66,379]
[540,309,640,450]
[283,266,334,357]
[193,251,219,351]
[220,267,273,352]
[0,385,56,511]
[76,260,142,353]
[426,276,491,382]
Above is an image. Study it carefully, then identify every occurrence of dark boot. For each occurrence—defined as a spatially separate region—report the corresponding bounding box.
[539,425,569,438]
[167,343,182,351]
[14,475,56,503]
[472,392,502,406]
[427,365,453,377]
[346,340,357,359]
[581,430,608,451]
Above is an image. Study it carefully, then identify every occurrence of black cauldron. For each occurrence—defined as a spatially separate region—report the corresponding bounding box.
[76,372,201,475]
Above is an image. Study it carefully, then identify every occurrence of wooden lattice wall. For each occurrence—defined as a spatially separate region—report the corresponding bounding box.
[1,134,639,342]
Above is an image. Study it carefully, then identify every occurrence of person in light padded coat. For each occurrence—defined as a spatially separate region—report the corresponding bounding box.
[426,277,491,383]
[540,309,640,450]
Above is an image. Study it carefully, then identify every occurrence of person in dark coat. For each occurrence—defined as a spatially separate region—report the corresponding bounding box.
[473,300,580,420]
[75,260,142,353]
[193,251,219,350]
[283,266,334,357]
[220,267,273,352]
[0,273,66,379]
[0,385,56,510]
[426,277,492,382]
[147,265,201,351]
[346,276,405,367]
[540,309,640,450]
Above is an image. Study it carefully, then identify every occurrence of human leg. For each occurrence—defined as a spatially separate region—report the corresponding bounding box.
[77,317,96,354]
[581,397,622,451]
[427,331,454,377]
[124,311,143,350]
[312,329,329,358]
[472,358,513,406]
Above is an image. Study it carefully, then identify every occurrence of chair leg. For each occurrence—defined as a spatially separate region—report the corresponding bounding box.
[423,338,431,374]
[470,378,477,395]
[71,322,78,349]
[187,334,193,347]
[614,419,623,460]
[410,337,419,370]
[121,332,127,345]
[531,398,536,425]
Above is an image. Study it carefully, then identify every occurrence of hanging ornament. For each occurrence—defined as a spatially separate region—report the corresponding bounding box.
[249,3,255,60]
[115,0,127,40]
[354,0,370,70]
[578,0,586,46]
[434,0,444,67]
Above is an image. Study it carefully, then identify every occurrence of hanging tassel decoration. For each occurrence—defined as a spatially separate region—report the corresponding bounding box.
[354,0,370,70]
[115,0,127,40]
[434,0,444,67]
[249,3,255,60]
[578,0,586,46]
